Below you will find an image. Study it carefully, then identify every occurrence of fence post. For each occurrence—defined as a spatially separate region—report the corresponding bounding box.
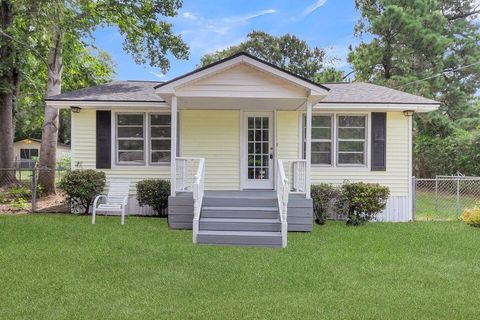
[456,178,460,214]
[434,177,438,211]
[412,176,416,220]
[31,168,37,213]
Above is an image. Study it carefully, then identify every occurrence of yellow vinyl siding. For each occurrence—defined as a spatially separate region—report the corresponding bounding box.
[276,111,300,159]
[311,112,409,196]
[180,110,240,190]
[71,110,170,194]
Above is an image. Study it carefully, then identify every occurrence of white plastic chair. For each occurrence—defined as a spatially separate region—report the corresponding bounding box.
[92,180,131,225]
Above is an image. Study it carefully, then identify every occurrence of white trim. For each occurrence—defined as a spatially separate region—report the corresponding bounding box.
[305,99,312,198]
[407,114,413,220]
[241,111,275,190]
[315,103,438,112]
[171,96,178,196]
[114,112,147,166]
[46,100,168,109]
[71,112,76,169]
[156,55,329,99]
[110,109,171,169]
[300,111,371,169]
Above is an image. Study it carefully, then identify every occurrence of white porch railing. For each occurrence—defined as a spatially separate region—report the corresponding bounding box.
[282,160,307,194]
[277,159,289,248]
[175,157,205,243]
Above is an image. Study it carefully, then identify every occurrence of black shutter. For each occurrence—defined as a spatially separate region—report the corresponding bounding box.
[371,112,386,171]
[96,111,111,169]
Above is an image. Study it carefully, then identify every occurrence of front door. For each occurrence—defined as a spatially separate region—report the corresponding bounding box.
[243,112,274,189]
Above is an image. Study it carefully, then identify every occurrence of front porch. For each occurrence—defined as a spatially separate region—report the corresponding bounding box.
[157,54,326,247]
[168,190,313,248]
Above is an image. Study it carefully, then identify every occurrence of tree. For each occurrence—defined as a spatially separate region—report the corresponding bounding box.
[349,0,480,177]
[37,0,189,194]
[0,0,16,185]
[200,31,327,80]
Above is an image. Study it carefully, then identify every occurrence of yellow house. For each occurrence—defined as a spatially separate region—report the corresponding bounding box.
[46,53,439,247]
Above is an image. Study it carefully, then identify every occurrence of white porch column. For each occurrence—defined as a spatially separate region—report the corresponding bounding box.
[170,95,177,196]
[305,97,312,199]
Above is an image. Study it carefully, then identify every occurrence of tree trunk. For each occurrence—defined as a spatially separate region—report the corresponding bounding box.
[38,30,63,195]
[0,0,16,186]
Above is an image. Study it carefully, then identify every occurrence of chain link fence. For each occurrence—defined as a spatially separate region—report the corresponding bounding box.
[0,166,68,214]
[413,174,480,220]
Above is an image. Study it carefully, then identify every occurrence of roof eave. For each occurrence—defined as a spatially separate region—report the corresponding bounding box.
[45,100,168,109]
[315,102,440,112]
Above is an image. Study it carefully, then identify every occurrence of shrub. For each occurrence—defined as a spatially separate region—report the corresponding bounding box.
[311,183,341,224]
[335,182,390,226]
[9,198,29,210]
[7,186,31,199]
[58,169,106,214]
[461,206,480,228]
[136,179,170,216]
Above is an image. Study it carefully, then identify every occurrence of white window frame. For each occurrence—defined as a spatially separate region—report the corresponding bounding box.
[301,112,370,169]
[148,113,172,166]
[303,114,334,166]
[336,114,368,167]
[115,112,146,166]
[113,111,172,167]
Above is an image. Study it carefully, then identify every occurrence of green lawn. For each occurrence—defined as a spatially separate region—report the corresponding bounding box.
[1,215,479,319]
[416,191,479,220]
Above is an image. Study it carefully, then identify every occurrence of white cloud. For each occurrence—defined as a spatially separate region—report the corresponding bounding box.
[148,71,165,78]
[182,12,197,20]
[302,0,327,17]
[178,8,278,53]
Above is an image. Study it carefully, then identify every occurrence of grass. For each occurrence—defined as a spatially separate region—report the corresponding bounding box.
[416,191,479,220]
[1,215,479,319]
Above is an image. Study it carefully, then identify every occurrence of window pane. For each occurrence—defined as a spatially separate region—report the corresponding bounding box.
[118,151,144,162]
[248,118,254,129]
[151,151,170,163]
[30,149,39,158]
[248,130,254,141]
[118,140,144,151]
[262,117,269,129]
[255,129,262,141]
[248,168,254,179]
[117,114,143,125]
[248,143,254,154]
[312,142,331,152]
[262,130,269,141]
[248,155,254,166]
[312,128,331,139]
[312,153,331,165]
[338,141,364,152]
[338,128,365,139]
[312,116,331,127]
[255,118,262,128]
[150,114,170,125]
[118,126,143,138]
[151,139,170,150]
[338,153,364,164]
[151,127,171,138]
[338,116,365,127]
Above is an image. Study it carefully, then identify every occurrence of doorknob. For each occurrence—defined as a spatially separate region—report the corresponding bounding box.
[269,153,273,159]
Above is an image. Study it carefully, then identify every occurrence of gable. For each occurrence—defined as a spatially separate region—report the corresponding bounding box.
[175,63,309,99]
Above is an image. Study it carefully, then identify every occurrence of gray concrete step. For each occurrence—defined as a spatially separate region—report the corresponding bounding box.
[201,206,279,219]
[200,218,281,232]
[197,230,282,248]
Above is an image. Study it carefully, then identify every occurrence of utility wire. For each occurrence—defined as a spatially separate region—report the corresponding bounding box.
[395,61,480,89]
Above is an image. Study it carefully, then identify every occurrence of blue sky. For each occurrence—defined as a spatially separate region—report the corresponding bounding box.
[93,0,361,81]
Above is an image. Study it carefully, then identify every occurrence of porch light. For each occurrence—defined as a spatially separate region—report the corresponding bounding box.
[71,106,82,113]
[403,110,414,117]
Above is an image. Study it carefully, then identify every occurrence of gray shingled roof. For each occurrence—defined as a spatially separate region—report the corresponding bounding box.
[321,82,438,105]
[45,80,438,106]
[45,80,164,102]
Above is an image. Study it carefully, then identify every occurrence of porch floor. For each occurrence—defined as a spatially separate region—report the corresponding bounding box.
[176,190,306,199]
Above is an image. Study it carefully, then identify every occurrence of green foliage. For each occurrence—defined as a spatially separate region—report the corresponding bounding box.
[335,182,390,226]
[136,179,170,216]
[7,186,31,199]
[350,1,480,177]
[461,205,480,228]
[311,183,341,224]
[58,169,106,214]
[9,198,29,210]
[200,31,326,80]
[57,154,71,170]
